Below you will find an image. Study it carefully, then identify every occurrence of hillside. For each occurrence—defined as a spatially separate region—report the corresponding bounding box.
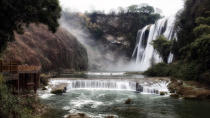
[2,24,88,72]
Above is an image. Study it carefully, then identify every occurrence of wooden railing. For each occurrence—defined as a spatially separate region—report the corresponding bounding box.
[0,60,40,73]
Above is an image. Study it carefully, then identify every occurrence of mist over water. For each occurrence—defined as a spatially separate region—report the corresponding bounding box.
[59,12,134,71]
[59,3,181,72]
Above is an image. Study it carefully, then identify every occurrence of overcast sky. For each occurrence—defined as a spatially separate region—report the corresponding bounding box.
[59,0,184,16]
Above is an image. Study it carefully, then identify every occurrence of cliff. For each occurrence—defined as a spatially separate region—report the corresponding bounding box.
[2,24,88,72]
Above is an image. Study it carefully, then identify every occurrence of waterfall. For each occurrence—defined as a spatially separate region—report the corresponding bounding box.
[48,79,169,95]
[132,15,177,71]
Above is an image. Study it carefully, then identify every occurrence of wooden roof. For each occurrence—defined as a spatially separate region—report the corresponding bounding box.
[18,65,41,73]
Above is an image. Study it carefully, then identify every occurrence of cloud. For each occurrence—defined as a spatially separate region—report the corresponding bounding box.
[59,0,184,16]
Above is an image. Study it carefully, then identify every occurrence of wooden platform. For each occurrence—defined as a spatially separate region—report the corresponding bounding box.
[0,60,40,94]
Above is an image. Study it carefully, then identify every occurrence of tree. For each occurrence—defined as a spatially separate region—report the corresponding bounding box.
[0,0,61,53]
[152,35,172,63]
[174,0,210,60]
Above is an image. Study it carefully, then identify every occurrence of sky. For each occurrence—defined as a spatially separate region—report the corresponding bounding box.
[59,0,184,16]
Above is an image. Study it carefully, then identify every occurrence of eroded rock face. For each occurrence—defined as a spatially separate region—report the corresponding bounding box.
[3,24,88,72]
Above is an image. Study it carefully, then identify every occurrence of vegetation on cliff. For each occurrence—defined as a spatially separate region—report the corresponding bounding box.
[2,24,88,72]
[85,5,161,57]
[145,0,210,84]
[151,35,172,63]
[0,0,61,54]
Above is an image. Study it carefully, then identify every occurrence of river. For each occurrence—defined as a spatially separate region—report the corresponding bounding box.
[39,72,210,118]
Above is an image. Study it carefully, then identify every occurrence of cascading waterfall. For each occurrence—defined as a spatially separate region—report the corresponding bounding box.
[132,15,177,71]
[48,79,169,94]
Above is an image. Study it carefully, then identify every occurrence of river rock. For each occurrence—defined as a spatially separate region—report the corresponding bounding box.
[168,80,210,99]
[136,83,143,92]
[67,113,90,118]
[51,83,67,95]
[170,93,179,98]
[124,98,132,104]
[160,91,167,96]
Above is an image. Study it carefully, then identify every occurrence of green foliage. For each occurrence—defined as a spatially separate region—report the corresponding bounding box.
[0,74,38,118]
[151,35,172,63]
[195,17,210,25]
[188,34,210,69]
[193,24,210,37]
[144,62,200,81]
[0,0,61,53]
[127,5,155,14]
[160,0,210,82]
[174,0,210,60]
[143,63,170,77]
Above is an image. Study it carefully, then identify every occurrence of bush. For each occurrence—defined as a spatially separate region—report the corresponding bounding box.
[0,74,38,118]
[144,62,200,81]
[143,63,170,77]
[151,35,172,63]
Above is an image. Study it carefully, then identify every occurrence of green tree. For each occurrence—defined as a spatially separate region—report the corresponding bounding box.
[0,0,61,53]
[174,0,210,60]
[152,35,172,63]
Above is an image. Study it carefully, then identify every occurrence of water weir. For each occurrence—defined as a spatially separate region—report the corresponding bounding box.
[48,79,169,95]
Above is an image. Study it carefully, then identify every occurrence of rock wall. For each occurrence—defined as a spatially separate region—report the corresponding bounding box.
[3,24,88,72]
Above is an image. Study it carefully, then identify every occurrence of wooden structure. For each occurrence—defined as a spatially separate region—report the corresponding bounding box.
[0,60,41,94]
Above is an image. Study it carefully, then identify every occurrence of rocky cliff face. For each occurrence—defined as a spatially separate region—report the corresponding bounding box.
[3,24,88,72]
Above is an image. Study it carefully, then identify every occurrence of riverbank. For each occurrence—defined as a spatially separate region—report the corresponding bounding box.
[168,79,210,100]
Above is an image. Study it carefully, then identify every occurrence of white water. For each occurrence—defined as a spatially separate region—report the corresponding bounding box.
[132,15,177,71]
[40,79,169,97]
[86,72,125,76]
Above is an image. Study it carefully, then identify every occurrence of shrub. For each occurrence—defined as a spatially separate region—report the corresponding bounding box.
[151,35,172,63]
[0,74,37,118]
[143,63,170,77]
[144,61,201,80]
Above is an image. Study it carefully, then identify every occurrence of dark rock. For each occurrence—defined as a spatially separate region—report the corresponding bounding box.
[51,83,67,95]
[42,87,47,90]
[124,98,132,104]
[160,91,167,96]
[170,93,179,98]
[136,83,143,92]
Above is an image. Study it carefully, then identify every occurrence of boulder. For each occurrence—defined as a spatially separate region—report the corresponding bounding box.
[170,93,179,98]
[160,91,168,96]
[124,98,132,104]
[51,83,67,95]
[136,83,143,92]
